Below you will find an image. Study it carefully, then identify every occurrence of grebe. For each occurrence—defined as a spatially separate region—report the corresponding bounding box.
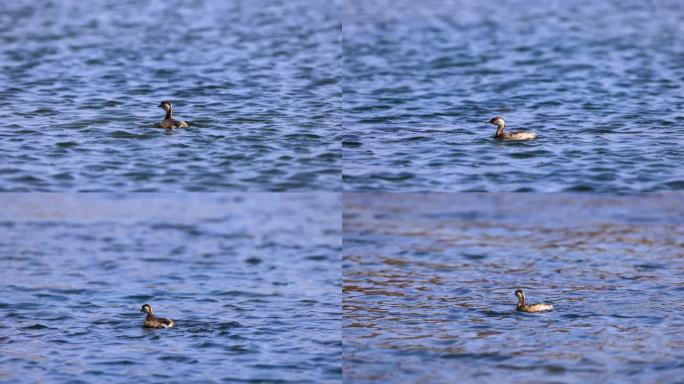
[487,116,536,140]
[515,289,553,313]
[140,304,176,328]
[158,100,188,129]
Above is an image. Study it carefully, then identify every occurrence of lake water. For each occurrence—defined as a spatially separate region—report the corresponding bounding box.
[343,0,684,192]
[0,0,341,191]
[343,193,684,383]
[0,194,341,383]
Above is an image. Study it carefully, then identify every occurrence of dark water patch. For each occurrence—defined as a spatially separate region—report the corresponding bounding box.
[211,290,282,299]
[14,302,42,310]
[371,172,414,182]
[564,184,596,192]
[664,180,684,189]
[461,253,486,261]
[21,323,49,330]
[106,130,153,139]
[244,257,262,265]
[507,150,550,159]
[55,141,78,148]
[94,359,137,366]
[158,355,198,364]
[440,352,512,362]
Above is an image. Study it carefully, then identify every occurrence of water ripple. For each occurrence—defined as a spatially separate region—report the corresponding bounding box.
[343,0,684,192]
[343,193,684,383]
[0,0,341,191]
[0,194,341,383]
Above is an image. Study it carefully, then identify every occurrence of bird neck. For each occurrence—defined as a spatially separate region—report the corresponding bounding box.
[496,123,506,137]
[517,294,525,306]
[165,107,173,119]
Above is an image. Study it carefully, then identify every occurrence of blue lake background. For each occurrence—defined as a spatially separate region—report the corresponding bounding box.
[343,0,684,192]
[0,0,341,191]
[343,193,684,383]
[0,194,341,383]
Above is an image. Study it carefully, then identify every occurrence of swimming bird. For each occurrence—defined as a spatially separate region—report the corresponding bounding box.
[487,116,536,140]
[158,100,188,129]
[515,289,553,313]
[140,304,176,328]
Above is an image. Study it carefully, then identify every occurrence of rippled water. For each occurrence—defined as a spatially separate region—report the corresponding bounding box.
[343,193,684,383]
[343,0,684,192]
[0,194,341,383]
[0,0,341,191]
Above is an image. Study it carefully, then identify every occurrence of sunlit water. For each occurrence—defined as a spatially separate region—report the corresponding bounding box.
[0,194,341,383]
[343,193,684,383]
[0,0,341,191]
[343,0,684,192]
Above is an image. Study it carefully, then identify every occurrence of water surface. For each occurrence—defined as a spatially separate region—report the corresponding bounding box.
[343,193,684,383]
[0,0,341,191]
[0,194,341,383]
[343,0,684,191]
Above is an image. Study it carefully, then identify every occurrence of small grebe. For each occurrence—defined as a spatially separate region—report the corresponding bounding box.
[487,116,536,141]
[158,100,189,129]
[515,289,553,313]
[140,304,176,328]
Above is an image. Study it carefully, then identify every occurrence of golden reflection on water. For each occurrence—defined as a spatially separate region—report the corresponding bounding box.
[343,193,684,382]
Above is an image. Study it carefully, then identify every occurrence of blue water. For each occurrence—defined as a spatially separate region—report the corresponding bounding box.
[0,0,341,191]
[343,0,684,192]
[0,194,341,383]
[343,193,684,383]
